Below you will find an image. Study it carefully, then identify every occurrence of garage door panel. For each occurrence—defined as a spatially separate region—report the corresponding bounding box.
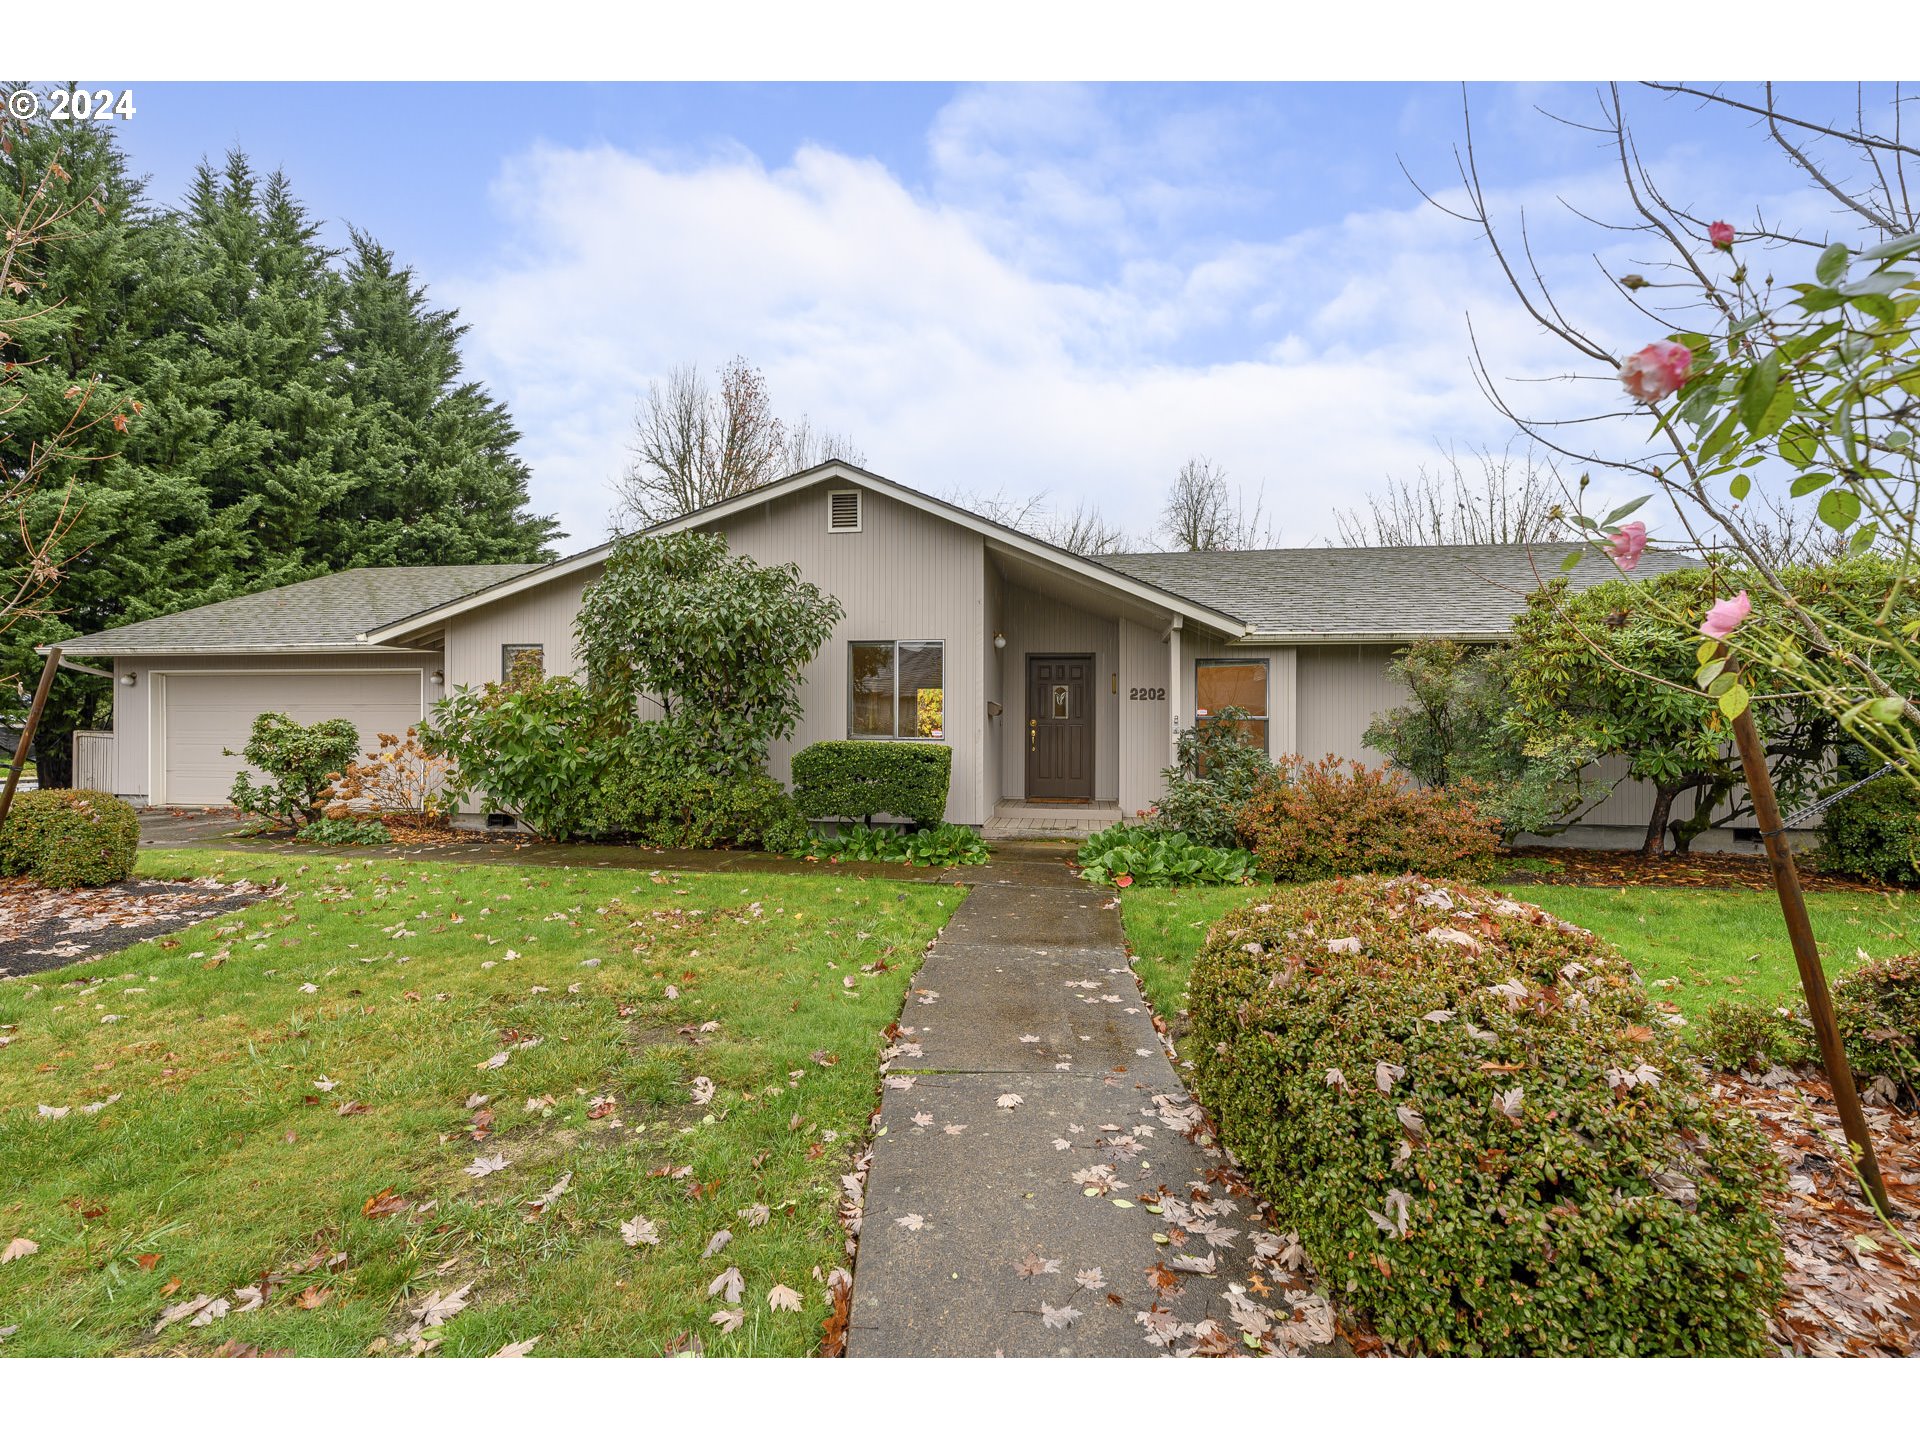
[161,671,422,806]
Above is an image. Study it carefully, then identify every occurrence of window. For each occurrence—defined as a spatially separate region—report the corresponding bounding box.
[850,640,945,739]
[502,643,544,683]
[1194,659,1268,752]
[828,489,862,532]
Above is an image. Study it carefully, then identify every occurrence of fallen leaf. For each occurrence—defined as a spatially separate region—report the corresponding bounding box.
[493,1336,540,1357]
[702,1229,732,1259]
[621,1215,661,1247]
[708,1267,745,1303]
[1041,1302,1083,1330]
[464,1153,509,1178]
[895,1213,926,1231]
[1,1237,38,1264]
[710,1307,745,1333]
[767,1283,803,1313]
[293,1285,331,1310]
[996,1093,1023,1109]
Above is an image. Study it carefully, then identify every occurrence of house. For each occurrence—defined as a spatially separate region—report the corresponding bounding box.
[53,460,1706,842]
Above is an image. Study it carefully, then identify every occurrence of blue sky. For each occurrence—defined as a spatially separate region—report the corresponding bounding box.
[90,80,1898,548]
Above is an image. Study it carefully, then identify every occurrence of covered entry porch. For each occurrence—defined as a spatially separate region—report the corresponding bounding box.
[979,539,1255,820]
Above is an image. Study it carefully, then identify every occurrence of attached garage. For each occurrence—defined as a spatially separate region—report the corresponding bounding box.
[153,669,427,806]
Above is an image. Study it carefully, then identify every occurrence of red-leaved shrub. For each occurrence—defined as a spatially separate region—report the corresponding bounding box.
[1233,755,1499,881]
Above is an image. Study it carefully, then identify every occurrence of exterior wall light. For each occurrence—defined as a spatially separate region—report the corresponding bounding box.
[120,672,137,686]
[993,632,1006,650]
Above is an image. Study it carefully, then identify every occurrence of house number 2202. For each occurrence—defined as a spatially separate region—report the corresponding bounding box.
[1128,686,1166,701]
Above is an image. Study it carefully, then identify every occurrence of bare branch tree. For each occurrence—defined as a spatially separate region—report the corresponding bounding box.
[1334,442,1573,547]
[949,487,1132,556]
[1156,457,1272,551]
[782,415,865,474]
[613,357,862,528]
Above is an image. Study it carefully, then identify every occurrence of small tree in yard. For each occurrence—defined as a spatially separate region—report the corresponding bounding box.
[575,530,843,773]
[1502,565,1908,856]
[1364,639,1594,841]
[226,713,360,829]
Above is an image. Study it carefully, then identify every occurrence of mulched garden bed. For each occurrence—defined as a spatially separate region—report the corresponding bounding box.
[0,876,279,979]
[1500,845,1892,894]
[1714,1067,1920,1356]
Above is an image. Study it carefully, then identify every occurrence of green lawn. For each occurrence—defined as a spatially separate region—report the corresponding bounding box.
[0,847,955,1356]
[1119,878,1920,1029]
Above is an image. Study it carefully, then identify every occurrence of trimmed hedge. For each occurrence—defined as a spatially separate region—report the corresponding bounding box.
[0,789,141,887]
[1817,775,1920,886]
[1188,874,1784,1355]
[1834,954,1920,1101]
[790,741,951,827]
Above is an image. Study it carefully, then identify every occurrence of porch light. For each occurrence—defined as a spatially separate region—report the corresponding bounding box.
[993,632,1006,650]
[120,672,137,686]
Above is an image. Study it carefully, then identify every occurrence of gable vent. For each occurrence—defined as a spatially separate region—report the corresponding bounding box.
[827,489,862,533]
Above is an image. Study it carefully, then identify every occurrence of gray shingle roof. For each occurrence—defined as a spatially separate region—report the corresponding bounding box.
[1097,543,1700,639]
[55,565,541,655]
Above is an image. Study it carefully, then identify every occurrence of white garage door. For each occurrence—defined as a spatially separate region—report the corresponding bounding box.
[159,670,424,806]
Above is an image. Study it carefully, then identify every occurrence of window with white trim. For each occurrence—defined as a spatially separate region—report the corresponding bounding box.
[850,640,945,739]
[502,643,544,683]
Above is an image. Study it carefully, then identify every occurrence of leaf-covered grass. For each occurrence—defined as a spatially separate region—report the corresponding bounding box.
[1119,879,1920,1029]
[0,847,955,1356]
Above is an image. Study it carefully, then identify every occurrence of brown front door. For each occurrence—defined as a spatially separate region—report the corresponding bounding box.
[1026,654,1093,801]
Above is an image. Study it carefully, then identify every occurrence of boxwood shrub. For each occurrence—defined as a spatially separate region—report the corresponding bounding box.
[790,741,951,827]
[1187,874,1784,1355]
[1833,954,1920,1102]
[0,788,141,887]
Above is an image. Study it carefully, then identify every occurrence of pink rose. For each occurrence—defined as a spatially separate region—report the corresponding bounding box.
[1699,590,1751,641]
[1619,340,1694,404]
[1709,220,1735,250]
[1606,520,1648,571]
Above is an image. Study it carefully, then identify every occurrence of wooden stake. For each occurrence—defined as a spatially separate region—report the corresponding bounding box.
[1727,695,1890,1216]
[0,646,62,833]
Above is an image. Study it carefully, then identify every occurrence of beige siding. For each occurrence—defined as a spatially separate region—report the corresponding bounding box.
[712,484,988,823]
[1296,644,1409,764]
[997,583,1119,802]
[1117,618,1170,815]
[983,559,1007,810]
[107,652,438,803]
[443,572,594,692]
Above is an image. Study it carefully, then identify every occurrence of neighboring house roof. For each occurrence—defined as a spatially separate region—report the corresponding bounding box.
[1099,543,1701,642]
[361,460,1254,645]
[51,565,541,656]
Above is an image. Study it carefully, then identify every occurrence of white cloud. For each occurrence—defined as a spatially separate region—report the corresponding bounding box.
[445,94,1801,553]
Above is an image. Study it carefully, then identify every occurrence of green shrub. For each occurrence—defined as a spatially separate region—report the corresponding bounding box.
[808,822,988,867]
[294,817,395,846]
[790,741,951,827]
[1075,821,1254,887]
[1152,709,1276,849]
[225,713,361,828]
[599,727,809,852]
[1686,999,1814,1072]
[1188,874,1784,1355]
[1233,757,1500,881]
[422,671,615,840]
[0,789,140,887]
[1817,775,1920,885]
[1834,954,1920,1102]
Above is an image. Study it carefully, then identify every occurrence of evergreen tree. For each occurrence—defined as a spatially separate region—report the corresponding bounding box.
[0,115,558,784]
[328,229,559,566]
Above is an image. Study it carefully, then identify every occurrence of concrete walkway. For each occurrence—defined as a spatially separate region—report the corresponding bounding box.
[847,852,1340,1358]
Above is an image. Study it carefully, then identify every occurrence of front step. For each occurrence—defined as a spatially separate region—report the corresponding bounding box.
[982,802,1122,841]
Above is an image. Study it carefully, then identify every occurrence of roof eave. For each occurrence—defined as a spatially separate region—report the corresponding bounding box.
[1236,630,1511,646]
[41,642,440,658]
[361,461,1252,643]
